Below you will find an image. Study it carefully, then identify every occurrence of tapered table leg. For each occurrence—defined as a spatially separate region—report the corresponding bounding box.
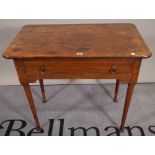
[22,83,40,128]
[114,79,120,102]
[120,83,135,131]
[39,79,46,103]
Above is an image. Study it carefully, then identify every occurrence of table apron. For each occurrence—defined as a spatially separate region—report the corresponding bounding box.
[14,58,136,83]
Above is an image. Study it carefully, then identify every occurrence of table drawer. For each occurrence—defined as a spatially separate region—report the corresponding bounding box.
[23,59,133,79]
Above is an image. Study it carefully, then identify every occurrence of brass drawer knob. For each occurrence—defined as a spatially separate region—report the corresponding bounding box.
[40,65,46,74]
[110,65,117,73]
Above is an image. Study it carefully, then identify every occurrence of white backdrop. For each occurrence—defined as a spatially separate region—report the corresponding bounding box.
[0,19,154,85]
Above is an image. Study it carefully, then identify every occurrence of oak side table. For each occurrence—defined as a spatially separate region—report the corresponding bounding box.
[3,24,152,131]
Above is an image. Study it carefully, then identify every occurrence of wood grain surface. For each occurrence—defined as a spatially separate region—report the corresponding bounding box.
[3,24,152,59]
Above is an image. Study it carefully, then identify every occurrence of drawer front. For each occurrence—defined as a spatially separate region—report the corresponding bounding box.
[23,59,133,80]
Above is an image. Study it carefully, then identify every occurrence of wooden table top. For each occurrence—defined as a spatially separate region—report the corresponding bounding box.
[3,24,152,59]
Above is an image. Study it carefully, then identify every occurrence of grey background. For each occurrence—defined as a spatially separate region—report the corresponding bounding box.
[0,19,154,85]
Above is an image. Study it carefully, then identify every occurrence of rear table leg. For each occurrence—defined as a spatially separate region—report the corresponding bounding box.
[39,79,47,103]
[114,79,120,102]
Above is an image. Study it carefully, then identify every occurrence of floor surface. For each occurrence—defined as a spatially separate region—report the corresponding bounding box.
[0,83,155,136]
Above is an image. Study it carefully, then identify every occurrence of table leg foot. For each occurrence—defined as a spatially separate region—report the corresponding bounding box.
[119,127,124,133]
